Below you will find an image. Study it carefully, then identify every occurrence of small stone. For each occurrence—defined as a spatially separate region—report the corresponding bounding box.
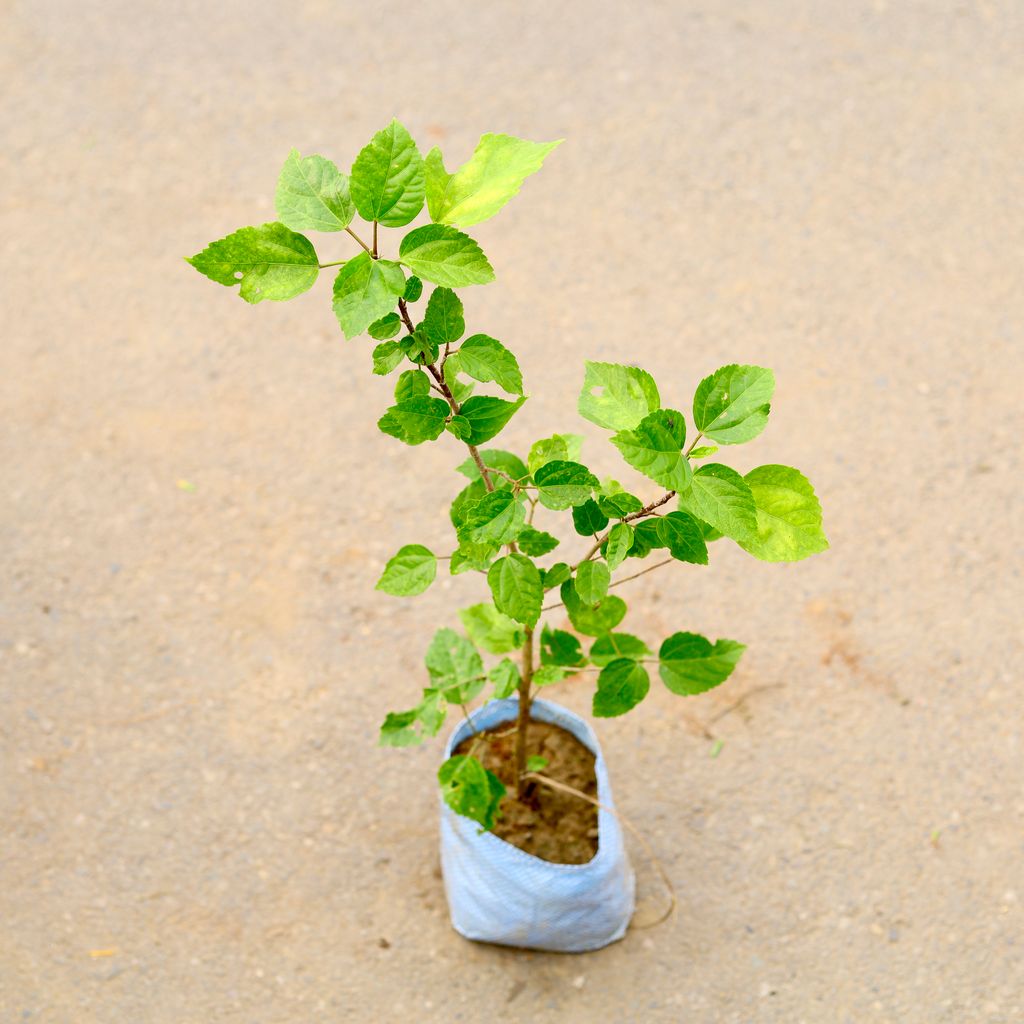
[572,975,585,989]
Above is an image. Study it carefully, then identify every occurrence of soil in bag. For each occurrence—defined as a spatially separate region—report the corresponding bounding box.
[454,719,598,865]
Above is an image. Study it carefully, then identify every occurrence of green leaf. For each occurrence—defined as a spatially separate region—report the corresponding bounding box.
[627,519,666,560]
[404,275,423,301]
[611,408,691,491]
[394,369,430,403]
[574,560,610,605]
[424,134,562,227]
[456,449,528,484]
[533,460,599,511]
[541,562,571,590]
[593,659,650,717]
[572,499,609,537]
[459,395,526,445]
[692,364,775,444]
[597,491,644,518]
[416,690,446,736]
[578,361,660,431]
[422,287,465,345]
[688,445,719,459]
[444,415,471,440]
[657,511,709,565]
[589,632,651,668]
[528,434,571,475]
[534,665,571,687]
[332,252,405,339]
[489,658,521,699]
[425,628,485,702]
[187,222,318,303]
[400,330,438,364]
[455,335,523,396]
[379,708,422,747]
[676,463,758,543]
[275,150,354,232]
[487,554,542,627]
[438,754,505,831]
[368,312,402,340]
[525,755,549,772]
[459,603,525,654]
[372,340,405,375]
[738,465,828,562]
[349,119,424,227]
[375,543,437,596]
[399,224,495,288]
[541,625,587,667]
[658,632,746,695]
[560,580,627,637]
[517,525,559,556]
[377,396,450,445]
[458,490,526,546]
[604,522,634,570]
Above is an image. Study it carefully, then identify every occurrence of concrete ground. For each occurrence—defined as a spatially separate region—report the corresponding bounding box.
[2,2,1022,1020]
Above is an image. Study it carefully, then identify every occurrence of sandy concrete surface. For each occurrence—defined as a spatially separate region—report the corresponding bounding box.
[2,1,1022,1020]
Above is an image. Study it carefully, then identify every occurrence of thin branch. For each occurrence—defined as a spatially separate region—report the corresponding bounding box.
[372,220,379,258]
[318,260,346,269]
[684,431,705,457]
[541,557,674,611]
[345,226,372,254]
[570,491,677,571]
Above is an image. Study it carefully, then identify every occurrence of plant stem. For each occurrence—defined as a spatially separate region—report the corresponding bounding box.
[372,220,379,258]
[516,625,534,798]
[345,226,372,254]
[318,260,346,269]
[571,490,677,570]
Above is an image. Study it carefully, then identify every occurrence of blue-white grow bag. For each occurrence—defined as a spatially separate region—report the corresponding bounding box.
[439,697,635,952]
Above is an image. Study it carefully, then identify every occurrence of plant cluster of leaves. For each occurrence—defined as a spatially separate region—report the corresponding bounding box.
[188,120,828,832]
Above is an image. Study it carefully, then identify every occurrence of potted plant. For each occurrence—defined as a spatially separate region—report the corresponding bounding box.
[187,120,828,953]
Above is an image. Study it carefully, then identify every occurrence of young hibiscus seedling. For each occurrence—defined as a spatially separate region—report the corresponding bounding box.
[188,120,828,834]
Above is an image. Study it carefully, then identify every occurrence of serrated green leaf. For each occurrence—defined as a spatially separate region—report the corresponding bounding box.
[404,275,423,301]
[379,708,422,747]
[459,603,525,654]
[738,465,828,562]
[517,526,560,557]
[693,364,775,444]
[611,408,691,491]
[425,134,561,227]
[688,445,719,459]
[574,560,610,605]
[422,287,465,345]
[593,658,650,717]
[489,657,521,699]
[375,543,437,596]
[541,562,571,590]
[426,628,485,703]
[187,222,318,303]
[527,435,569,475]
[459,395,526,445]
[394,368,430,403]
[487,554,542,627]
[416,690,446,736]
[455,449,528,484]
[572,499,609,537]
[534,664,571,687]
[627,519,666,560]
[604,522,634,570]
[578,361,660,431]
[439,754,505,831]
[533,460,599,511]
[400,330,438,364]
[589,632,651,668]
[560,580,627,636]
[445,415,471,440]
[659,632,745,695]
[541,625,587,667]
[368,312,402,340]
[677,463,758,542]
[455,335,523,396]
[657,511,709,565]
[275,150,354,232]
[372,340,405,375]
[350,119,424,227]
[377,396,450,445]
[332,252,405,339]
[399,224,495,287]
[597,491,644,518]
[458,490,526,546]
